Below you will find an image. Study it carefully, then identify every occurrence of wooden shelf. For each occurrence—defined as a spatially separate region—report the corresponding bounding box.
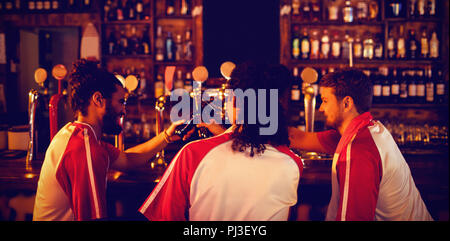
[102,54,153,59]
[290,20,384,26]
[102,20,153,25]
[372,103,448,109]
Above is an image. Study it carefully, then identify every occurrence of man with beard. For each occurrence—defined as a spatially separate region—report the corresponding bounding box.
[289,68,433,221]
[33,59,183,221]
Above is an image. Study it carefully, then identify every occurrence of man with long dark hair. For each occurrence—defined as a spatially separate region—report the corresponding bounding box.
[33,59,184,221]
[289,68,432,221]
[139,62,303,220]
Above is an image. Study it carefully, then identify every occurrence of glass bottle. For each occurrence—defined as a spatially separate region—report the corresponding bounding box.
[399,70,408,103]
[428,0,436,17]
[374,34,383,59]
[373,71,382,104]
[397,25,406,59]
[136,0,144,20]
[310,29,320,59]
[425,67,434,103]
[389,0,404,18]
[387,27,396,59]
[381,67,391,103]
[320,29,330,59]
[184,29,193,61]
[291,67,301,103]
[416,70,425,103]
[300,28,310,59]
[429,30,439,58]
[363,32,374,59]
[391,69,400,103]
[292,26,300,59]
[353,33,363,59]
[409,0,417,18]
[154,74,164,98]
[368,0,379,20]
[435,70,445,104]
[301,0,311,21]
[328,0,339,21]
[141,27,151,55]
[311,0,321,22]
[166,0,175,15]
[408,70,417,103]
[180,0,190,15]
[165,31,175,61]
[417,0,426,16]
[341,31,350,59]
[175,34,183,61]
[292,0,300,16]
[419,27,429,59]
[331,31,341,59]
[343,0,354,23]
[155,25,164,61]
[184,72,193,93]
[356,0,368,21]
[407,29,419,59]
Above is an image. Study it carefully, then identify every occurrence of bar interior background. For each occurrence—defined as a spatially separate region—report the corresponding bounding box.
[0,0,448,221]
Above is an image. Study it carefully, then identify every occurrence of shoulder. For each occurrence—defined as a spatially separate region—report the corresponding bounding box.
[182,132,233,156]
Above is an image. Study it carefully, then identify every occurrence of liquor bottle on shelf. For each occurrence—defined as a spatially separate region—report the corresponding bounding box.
[300,28,310,60]
[311,0,321,22]
[137,65,147,99]
[409,0,417,18]
[381,67,390,103]
[387,28,396,59]
[180,0,191,16]
[328,0,339,21]
[184,29,193,61]
[407,29,419,59]
[353,33,363,59]
[155,25,164,61]
[184,72,193,93]
[320,29,330,59]
[140,27,151,55]
[429,30,439,59]
[106,31,117,55]
[116,0,125,21]
[387,0,405,18]
[356,0,368,21]
[391,69,400,103]
[126,0,136,20]
[67,0,78,12]
[292,0,300,16]
[36,0,43,11]
[399,70,408,103]
[165,31,175,61]
[174,70,184,90]
[417,0,426,17]
[397,25,406,59]
[419,27,429,59]
[407,70,417,103]
[368,0,379,20]
[363,32,374,60]
[119,30,128,55]
[43,0,51,11]
[330,31,341,59]
[175,34,183,61]
[372,71,382,104]
[166,0,175,16]
[416,70,425,103]
[343,0,354,23]
[435,70,445,104]
[292,26,300,59]
[310,29,320,60]
[129,26,139,55]
[154,74,164,98]
[291,67,301,103]
[136,0,144,20]
[28,0,36,11]
[81,0,91,11]
[341,31,350,60]
[374,34,383,59]
[425,67,434,103]
[301,0,311,21]
[104,0,112,21]
[428,0,436,17]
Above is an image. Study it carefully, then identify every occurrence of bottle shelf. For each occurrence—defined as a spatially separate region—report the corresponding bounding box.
[288,59,442,67]
[103,20,153,25]
[154,61,195,66]
[103,54,153,59]
[290,20,384,26]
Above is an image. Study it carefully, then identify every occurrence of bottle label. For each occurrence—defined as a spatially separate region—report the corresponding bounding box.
[331,42,340,57]
[436,84,445,95]
[311,39,320,58]
[301,39,310,55]
[329,6,338,20]
[387,38,394,50]
[426,83,434,102]
[354,43,362,58]
[44,1,51,9]
[408,85,417,97]
[29,1,35,10]
[391,84,400,95]
[292,39,300,58]
[373,85,382,96]
[52,0,58,9]
[421,38,429,55]
[417,85,425,97]
[291,89,300,101]
[382,86,391,96]
[322,43,330,56]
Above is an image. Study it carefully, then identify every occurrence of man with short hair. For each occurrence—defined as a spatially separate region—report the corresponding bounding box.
[33,59,183,221]
[289,68,433,221]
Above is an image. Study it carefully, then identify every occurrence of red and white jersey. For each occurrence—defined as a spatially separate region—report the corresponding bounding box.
[33,122,120,221]
[317,112,433,221]
[139,130,303,221]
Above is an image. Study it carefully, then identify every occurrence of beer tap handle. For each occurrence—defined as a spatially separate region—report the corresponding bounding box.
[49,65,68,140]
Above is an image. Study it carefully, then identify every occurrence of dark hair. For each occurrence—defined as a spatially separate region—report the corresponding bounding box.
[68,59,122,116]
[319,68,373,114]
[228,61,292,157]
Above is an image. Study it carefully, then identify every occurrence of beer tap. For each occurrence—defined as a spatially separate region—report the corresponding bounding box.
[26,68,47,167]
[151,66,176,172]
[219,61,236,123]
[301,67,320,159]
[49,64,68,140]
